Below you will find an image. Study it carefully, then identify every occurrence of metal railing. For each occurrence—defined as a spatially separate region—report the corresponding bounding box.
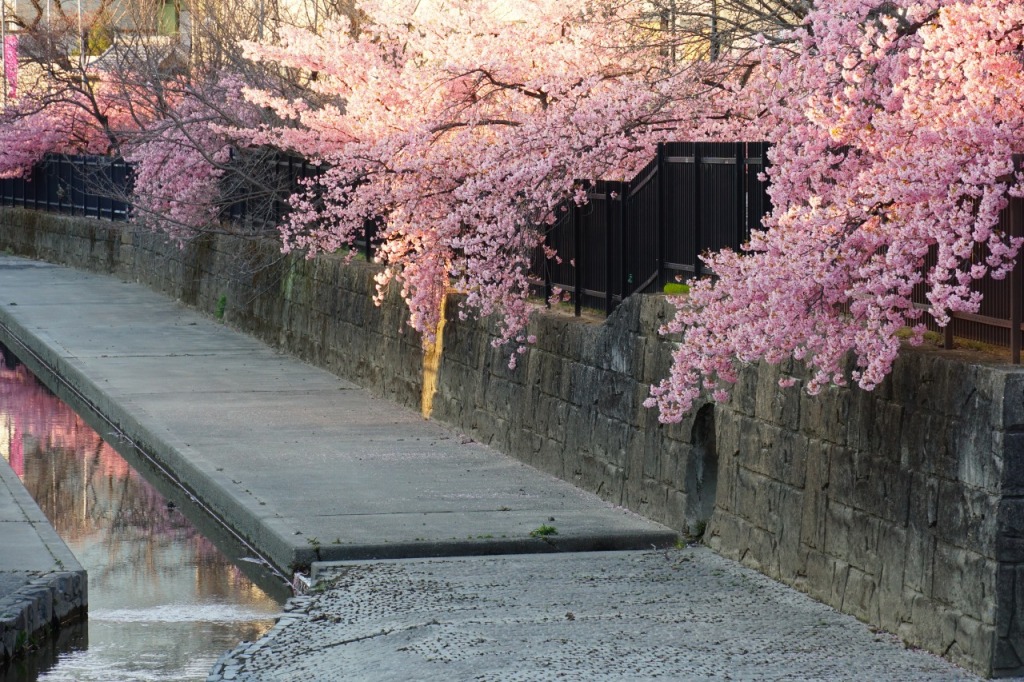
[0,155,132,221]
[4,149,1024,361]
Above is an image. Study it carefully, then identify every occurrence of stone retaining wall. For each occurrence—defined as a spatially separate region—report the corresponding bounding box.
[2,208,1022,677]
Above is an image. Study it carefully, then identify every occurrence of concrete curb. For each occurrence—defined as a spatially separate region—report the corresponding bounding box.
[0,457,87,665]
[0,572,87,663]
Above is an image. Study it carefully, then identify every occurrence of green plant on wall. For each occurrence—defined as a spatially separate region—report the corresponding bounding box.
[663,282,690,295]
[215,294,227,320]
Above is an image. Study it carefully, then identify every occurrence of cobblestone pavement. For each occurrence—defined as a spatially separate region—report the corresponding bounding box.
[209,548,980,682]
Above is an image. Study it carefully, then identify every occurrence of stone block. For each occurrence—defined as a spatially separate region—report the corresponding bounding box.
[907,473,939,534]
[934,481,999,558]
[800,385,849,446]
[658,437,689,488]
[997,500,1024,563]
[593,324,641,377]
[775,484,806,576]
[637,295,672,338]
[564,407,595,456]
[534,352,562,397]
[947,615,994,676]
[1001,371,1024,431]
[628,339,648,384]
[824,502,880,573]
[726,414,762,472]
[841,566,878,623]
[731,466,774,529]
[595,371,636,424]
[950,421,1000,492]
[744,422,808,489]
[593,418,630,471]
[840,454,912,526]
[898,592,955,659]
[754,362,802,431]
[641,335,675,385]
[577,453,623,502]
[998,432,1024,495]
[799,441,830,551]
[726,363,758,417]
[932,544,996,623]
[852,396,904,464]
[713,454,736,515]
[796,549,834,603]
[712,407,742,459]
[995,563,1016,638]
[1015,564,1024,637]
[993,637,1023,677]
[704,510,744,561]
[740,524,779,578]
[876,524,909,631]
[605,294,644,336]
[829,560,852,610]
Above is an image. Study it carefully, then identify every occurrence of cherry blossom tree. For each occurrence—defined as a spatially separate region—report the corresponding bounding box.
[646,0,1024,421]
[5,0,1021,421]
[0,11,153,178]
[238,0,727,356]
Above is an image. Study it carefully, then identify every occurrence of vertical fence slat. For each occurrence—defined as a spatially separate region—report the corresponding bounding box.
[693,143,703,278]
[604,182,613,314]
[619,180,629,302]
[1012,193,1023,364]
[656,142,665,292]
[735,143,746,246]
[573,197,582,317]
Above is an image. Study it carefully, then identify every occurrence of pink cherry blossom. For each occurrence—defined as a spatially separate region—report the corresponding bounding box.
[647,0,1024,421]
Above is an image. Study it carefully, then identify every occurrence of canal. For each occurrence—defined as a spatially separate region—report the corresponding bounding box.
[0,345,288,681]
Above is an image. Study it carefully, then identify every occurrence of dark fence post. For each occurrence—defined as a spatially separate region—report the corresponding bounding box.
[544,225,552,309]
[656,142,666,290]
[363,218,373,262]
[735,143,746,245]
[693,143,703,277]
[620,179,629,300]
[604,181,613,315]
[573,194,582,317]
[1012,191,1023,364]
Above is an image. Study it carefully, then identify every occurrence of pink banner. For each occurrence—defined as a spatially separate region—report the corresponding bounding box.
[4,35,16,99]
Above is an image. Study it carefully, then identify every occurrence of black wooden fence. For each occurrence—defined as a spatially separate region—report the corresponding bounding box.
[5,147,1024,361]
[0,155,132,220]
[532,141,771,316]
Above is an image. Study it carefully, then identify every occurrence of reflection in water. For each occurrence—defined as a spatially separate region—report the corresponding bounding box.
[0,350,283,681]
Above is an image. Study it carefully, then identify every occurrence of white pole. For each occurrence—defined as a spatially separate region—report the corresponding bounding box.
[77,0,82,57]
[1,0,7,108]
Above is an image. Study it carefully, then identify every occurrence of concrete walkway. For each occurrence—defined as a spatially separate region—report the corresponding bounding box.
[0,256,675,578]
[0,256,984,680]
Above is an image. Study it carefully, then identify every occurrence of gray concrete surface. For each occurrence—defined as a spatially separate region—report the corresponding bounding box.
[0,255,674,576]
[209,548,979,681]
[0,255,992,681]
[0,451,86,663]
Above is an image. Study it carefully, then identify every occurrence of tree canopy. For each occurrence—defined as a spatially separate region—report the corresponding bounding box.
[2,0,1021,419]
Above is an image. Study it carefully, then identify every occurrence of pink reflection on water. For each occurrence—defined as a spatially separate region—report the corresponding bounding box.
[0,353,281,608]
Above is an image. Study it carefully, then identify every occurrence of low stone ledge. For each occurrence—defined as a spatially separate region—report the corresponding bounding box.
[0,570,87,664]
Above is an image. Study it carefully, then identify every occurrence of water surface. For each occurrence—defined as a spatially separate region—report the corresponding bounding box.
[0,348,285,681]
